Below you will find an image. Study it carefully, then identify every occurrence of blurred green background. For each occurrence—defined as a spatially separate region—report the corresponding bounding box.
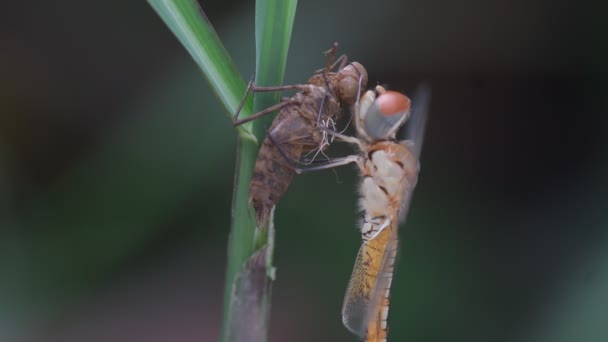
[1,0,607,341]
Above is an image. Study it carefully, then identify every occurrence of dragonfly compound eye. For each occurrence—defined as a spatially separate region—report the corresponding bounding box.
[363,91,411,140]
[377,91,411,116]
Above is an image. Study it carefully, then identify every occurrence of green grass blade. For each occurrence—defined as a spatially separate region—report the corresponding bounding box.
[148,0,298,340]
[147,0,256,142]
[250,0,299,139]
[222,1,298,341]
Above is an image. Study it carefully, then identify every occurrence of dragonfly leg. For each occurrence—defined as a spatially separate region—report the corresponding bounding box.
[233,99,299,127]
[232,76,309,127]
[313,54,352,74]
[247,84,308,92]
[313,42,349,74]
[319,126,363,147]
[232,74,256,125]
[294,155,362,174]
[335,54,349,71]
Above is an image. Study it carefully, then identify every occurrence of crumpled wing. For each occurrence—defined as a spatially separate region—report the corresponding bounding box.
[342,222,399,341]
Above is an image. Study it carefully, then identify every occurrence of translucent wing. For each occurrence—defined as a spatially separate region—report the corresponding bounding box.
[345,142,421,340]
[364,224,399,342]
[343,85,427,341]
[354,183,416,341]
[402,83,431,159]
[342,221,399,341]
[397,84,429,223]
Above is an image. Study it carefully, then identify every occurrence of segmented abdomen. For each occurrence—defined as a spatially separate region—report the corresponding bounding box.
[365,226,398,342]
[248,88,341,227]
[249,133,303,227]
[357,142,417,342]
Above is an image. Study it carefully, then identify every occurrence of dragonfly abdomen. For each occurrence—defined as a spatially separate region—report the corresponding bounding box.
[357,142,417,342]
[340,85,427,342]
[249,134,304,226]
[361,227,398,342]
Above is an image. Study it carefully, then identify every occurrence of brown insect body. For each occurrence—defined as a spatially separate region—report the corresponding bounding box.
[293,84,429,342]
[250,62,368,227]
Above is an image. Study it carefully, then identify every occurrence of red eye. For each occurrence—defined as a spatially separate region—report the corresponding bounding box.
[377,91,411,116]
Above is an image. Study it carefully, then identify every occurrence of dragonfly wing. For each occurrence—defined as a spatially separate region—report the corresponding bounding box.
[397,173,419,226]
[342,223,399,341]
[365,225,399,342]
[397,84,429,223]
[342,241,376,338]
[402,83,431,159]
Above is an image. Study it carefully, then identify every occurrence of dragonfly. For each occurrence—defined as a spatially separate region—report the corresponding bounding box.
[233,43,368,227]
[296,83,430,341]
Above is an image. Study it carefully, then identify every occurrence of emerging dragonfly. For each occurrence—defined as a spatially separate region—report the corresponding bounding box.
[297,84,430,341]
[233,44,368,227]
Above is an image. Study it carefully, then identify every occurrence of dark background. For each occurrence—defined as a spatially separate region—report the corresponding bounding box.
[1,1,607,341]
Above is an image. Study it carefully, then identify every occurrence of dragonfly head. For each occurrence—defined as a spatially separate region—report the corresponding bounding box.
[334,62,368,106]
[357,86,411,141]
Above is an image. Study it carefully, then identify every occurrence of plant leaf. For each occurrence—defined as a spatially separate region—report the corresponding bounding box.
[250,0,299,139]
[147,0,257,142]
[222,1,298,341]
